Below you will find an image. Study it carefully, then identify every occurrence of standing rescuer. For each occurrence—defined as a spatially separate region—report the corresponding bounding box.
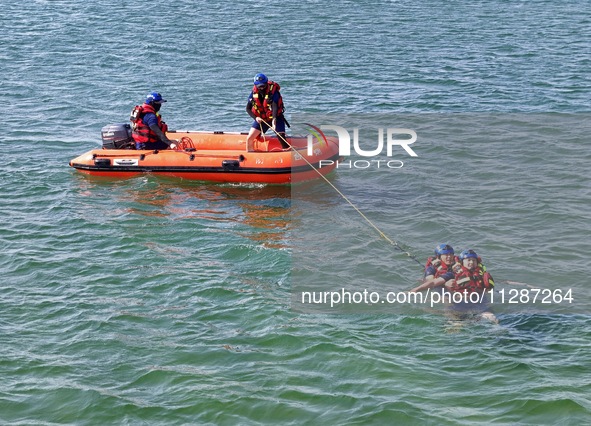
[245,73,289,150]
[130,92,177,150]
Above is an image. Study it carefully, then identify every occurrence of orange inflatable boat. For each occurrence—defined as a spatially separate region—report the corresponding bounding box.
[69,125,341,184]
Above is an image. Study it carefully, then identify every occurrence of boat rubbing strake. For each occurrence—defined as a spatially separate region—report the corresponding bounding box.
[69,125,341,184]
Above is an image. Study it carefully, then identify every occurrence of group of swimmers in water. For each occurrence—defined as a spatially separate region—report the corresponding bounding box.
[410,244,497,322]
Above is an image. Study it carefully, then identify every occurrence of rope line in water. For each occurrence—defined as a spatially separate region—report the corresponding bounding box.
[258,119,424,268]
[255,120,541,288]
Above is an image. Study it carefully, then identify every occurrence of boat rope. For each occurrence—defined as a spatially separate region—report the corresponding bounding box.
[259,118,423,268]
[177,136,196,150]
[257,123,542,287]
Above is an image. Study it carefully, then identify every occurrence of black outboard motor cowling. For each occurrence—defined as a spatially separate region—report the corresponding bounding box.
[101,123,134,149]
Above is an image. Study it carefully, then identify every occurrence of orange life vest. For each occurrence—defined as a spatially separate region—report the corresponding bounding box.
[250,81,284,121]
[424,256,458,278]
[130,103,168,144]
[449,263,494,294]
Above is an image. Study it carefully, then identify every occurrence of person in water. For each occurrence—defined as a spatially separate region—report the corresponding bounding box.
[131,92,177,150]
[446,249,494,295]
[410,243,456,293]
[448,249,497,322]
[245,73,289,150]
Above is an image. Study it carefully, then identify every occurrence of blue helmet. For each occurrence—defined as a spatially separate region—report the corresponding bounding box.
[434,243,454,256]
[146,92,166,104]
[459,249,478,261]
[254,73,268,86]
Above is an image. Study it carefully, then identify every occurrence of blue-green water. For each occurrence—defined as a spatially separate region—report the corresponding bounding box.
[2,1,590,424]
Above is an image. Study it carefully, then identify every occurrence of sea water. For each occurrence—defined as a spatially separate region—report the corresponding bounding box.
[1,1,590,424]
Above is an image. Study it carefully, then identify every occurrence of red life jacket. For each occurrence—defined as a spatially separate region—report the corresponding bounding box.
[250,81,284,121]
[424,256,457,278]
[130,103,168,144]
[449,264,494,294]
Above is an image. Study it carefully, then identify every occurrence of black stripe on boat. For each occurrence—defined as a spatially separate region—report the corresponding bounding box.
[72,153,341,175]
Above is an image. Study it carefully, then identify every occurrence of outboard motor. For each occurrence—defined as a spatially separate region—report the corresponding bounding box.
[101,123,134,149]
